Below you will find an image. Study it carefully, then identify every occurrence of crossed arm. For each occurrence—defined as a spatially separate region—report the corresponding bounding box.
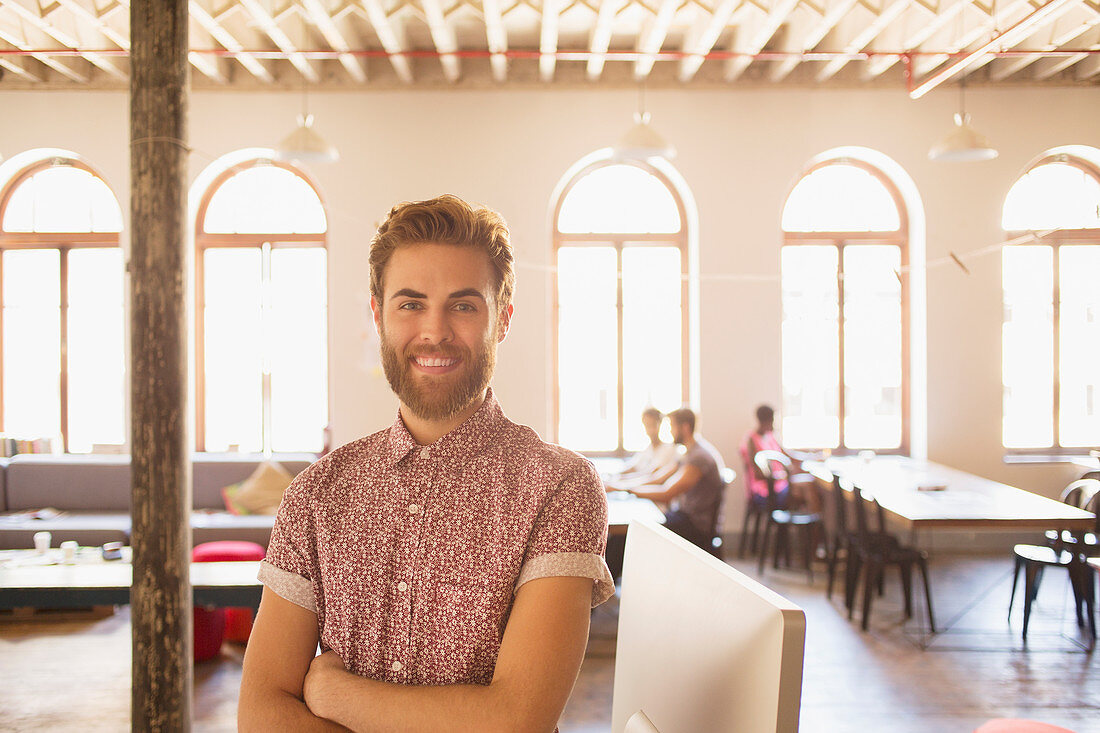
[239,574,594,733]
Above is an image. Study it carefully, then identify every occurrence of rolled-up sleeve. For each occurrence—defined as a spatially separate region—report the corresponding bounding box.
[516,460,615,607]
[259,470,320,613]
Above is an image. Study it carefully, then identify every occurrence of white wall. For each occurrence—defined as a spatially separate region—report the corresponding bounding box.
[0,84,1095,511]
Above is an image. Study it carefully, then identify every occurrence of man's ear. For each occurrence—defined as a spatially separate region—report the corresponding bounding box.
[497,303,514,343]
[370,295,383,335]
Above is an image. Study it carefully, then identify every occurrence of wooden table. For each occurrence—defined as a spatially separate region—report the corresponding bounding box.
[818,456,1095,533]
[0,548,262,611]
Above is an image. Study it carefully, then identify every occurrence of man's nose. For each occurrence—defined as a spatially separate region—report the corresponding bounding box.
[419,308,453,344]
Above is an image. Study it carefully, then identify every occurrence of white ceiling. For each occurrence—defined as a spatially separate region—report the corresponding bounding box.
[0,0,1098,92]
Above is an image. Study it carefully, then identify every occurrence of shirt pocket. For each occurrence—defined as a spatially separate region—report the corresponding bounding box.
[425,576,511,684]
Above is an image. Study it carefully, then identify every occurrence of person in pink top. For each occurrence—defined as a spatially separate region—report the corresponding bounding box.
[741,404,801,509]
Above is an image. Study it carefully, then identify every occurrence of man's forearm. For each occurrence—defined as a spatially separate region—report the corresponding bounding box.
[308,667,530,733]
[239,687,351,732]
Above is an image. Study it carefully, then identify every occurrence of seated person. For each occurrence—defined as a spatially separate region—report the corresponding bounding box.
[609,407,681,489]
[741,404,817,512]
[624,408,728,553]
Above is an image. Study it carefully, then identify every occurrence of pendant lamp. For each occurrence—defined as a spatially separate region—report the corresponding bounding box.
[928,76,997,162]
[613,83,676,161]
[278,82,339,163]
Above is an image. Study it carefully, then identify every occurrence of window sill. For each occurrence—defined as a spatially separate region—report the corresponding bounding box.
[1003,453,1100,468]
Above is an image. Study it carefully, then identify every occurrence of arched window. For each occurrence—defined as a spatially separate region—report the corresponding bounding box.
[781,158,909,452]
[1001,151,1100,451]
[0,152,124,453]
[195,157,328,453]
[552,158,690,454]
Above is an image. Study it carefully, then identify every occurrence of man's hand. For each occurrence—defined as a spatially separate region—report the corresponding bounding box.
[304,650,348,720]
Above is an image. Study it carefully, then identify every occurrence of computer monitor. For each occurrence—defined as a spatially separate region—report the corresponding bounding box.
[611,520,806,733]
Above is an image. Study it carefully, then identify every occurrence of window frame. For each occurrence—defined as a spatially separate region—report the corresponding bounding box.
[0,156,122,453]
[551,158,691,457]
[1002,153,1100,457]
[193,158,329,453]
[781,158,911,455]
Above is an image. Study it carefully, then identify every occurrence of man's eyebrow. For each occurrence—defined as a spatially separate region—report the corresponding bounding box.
[448,288,487,301]
[390,288,427,300]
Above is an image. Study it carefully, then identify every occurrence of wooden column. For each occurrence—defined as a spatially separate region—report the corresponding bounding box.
[129,0,191,729]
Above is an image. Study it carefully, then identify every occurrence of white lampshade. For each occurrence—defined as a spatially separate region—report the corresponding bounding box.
[278,114,339,163]
[614,111,676,161]
[928,113,998,162]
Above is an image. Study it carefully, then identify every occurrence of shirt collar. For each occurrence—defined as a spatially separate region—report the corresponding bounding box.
[383,387,507,467]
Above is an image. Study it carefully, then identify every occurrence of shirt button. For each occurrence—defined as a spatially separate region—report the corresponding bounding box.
[391,661,403,672]
[408,504,420,514]
[397,581,408,592]
[419,447,430,459]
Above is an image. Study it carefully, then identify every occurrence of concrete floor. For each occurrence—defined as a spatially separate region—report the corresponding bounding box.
[1,553,1098,732]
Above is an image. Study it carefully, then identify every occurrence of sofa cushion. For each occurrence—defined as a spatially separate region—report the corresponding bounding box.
[6,454,132,511]
[0,457,8,512]
[192,453,314,510]
[224,461,293,515]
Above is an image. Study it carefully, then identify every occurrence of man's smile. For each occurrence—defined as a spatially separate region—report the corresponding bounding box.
[411,354,462,373]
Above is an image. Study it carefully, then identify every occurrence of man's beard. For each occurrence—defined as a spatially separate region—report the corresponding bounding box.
[379,325,497,424]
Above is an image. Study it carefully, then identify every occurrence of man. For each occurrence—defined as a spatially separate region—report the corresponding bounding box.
[239,194,614,732]
[609,407,681,489]
[626,408,727,552]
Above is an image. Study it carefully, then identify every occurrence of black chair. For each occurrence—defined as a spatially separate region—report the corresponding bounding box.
[702,467,735,560]
[1009,484,1100,644]
[1042,478,1100,549]
[847,484,935,632]
[755,450,823,581]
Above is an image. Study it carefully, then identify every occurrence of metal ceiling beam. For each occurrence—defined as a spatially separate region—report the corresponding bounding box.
[908,0,1078,98]
[989,12,1100,79]
[912,0,1032,75]
[420,0,460,81]
[725,0,801,81]
[0,55,42,80]
[482,0,508,81]
[0,0,126,78]
[864,0,969,77]
[770,0,859,80]
[540,0,561,81]
[188,0,272,82]
[239,0,320,82]
[0,17,87,80]
[301,0,367,81]
[360,0,412,83]
[816,0,910,81]
[1074,43,1100,74]
[634,0,680,78]
[587,0,626,80]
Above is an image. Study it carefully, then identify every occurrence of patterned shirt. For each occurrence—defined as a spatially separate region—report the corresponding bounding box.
[258,389,615,689]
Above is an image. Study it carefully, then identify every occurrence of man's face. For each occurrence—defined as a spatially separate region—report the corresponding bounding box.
[670,419,689,445]
[371,243,512,424]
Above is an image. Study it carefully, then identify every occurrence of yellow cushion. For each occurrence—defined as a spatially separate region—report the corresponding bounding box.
[225,461,293,515]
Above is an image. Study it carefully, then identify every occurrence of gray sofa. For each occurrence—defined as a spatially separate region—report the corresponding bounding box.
[0,453,315,550]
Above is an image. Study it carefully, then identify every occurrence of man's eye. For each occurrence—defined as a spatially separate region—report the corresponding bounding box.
[398,302,422,311]
[454,302,476,312]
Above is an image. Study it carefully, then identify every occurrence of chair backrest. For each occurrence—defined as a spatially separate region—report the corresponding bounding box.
[1060,478,1100,509]
[851,483,876,539]
[1080,486,1100,535]
[753,450,790,510]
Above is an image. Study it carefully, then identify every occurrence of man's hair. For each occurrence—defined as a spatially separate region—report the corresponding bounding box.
[756,404,775,424]
[641,407,664,422]
[667,408,696,433]
[369,194,515,310]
